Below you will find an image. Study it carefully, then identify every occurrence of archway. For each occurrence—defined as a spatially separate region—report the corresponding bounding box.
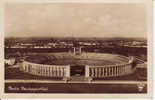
[70,65,85,76]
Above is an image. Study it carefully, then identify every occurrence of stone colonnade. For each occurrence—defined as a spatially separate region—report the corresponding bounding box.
[20,61,70,78]
[20,57,135,79]
[85,63,135,78]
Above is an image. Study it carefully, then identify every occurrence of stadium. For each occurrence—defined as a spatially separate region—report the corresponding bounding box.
[19,46,136,82]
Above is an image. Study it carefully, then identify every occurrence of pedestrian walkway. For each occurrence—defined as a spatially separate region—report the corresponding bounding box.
[5,79,147,84]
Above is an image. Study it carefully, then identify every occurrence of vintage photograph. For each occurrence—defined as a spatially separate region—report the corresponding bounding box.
[3,0,152,97]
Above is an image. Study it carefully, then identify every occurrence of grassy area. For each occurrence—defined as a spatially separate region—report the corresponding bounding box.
[25,53,128,65]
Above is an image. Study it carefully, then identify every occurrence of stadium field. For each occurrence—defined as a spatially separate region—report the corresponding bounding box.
[25,53,129,66]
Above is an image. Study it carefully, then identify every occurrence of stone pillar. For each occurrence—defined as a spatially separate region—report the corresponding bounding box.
[66,65,70,77]
[114,66,116,76]
[51,67,53,77]
[73,48,76,55]
[42,65,44,76]
[107,68,109,76]
[123,66,125,74]
[60,68,62,77]
[120,66,123,75]
[51,67,54,76]
[62,68,64,76]
[111,67,113,76]
[95,68,98,77]
[41,65,44,76]
[121,66,123,75]
[42,66,44,76]
[105,68,107,77]
[49,67,51,77]
[33,65,35,75]
[116,66,118,76]
[40,65,42,76]
[85,65,90,77]
[47,66,49,77]
[63,65,70,82]
[109,67,111,76]
[53,66,56,77]
[55,66,58,77]
[58,67,60,77]
[102,68,104,77]
[79,47,81,54]
[119,66,121,75]
[57,67,60,77]
[91,68,94,77]
[98,68,101,77]
[120,66,122,75]
[48,67,50,77]
[118,66,121,75]
[31,65,33,74]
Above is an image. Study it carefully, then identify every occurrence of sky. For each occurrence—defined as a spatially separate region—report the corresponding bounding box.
[5,3,146,38]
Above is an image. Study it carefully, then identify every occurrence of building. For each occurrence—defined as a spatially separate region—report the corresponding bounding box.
[20,51,136,82]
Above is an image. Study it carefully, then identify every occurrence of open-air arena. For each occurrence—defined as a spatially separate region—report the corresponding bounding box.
[20,52,136,81]
[4,39,147,93]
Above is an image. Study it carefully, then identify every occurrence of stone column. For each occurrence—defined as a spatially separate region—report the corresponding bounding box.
[53,66,56,77]
[118,66,121,75]
[33,65,36,75]
[66,65,70,77]
[123,66,125,74]
[56,67,58,77]
[85,65,90,77]
[41,65,44,76]
[91,68,94,77]
[21,62,24,71]
[95,68,98,77]
[60,68,62,77]
[22,62,24,71]
[105,68,107,77]
[128,65,131,73]
[57,67,60,77]
[109,67,111,76]
[62,68,64,76]
[47,66,49,77]
[50,67,52,76]
[98,68,101,77]
[31,65,33,74]
[102,68,104,77]
[51,67,53,77]
[116,66,118,76]
[114,66,116,76]
[107,67,109,76]
[111,67,113,76]
[79,47,82,54]
[41,66,43,76]
[48,67,50,77]
[120,66,122,75]
[73,48,76,55]
[42,65,44,76]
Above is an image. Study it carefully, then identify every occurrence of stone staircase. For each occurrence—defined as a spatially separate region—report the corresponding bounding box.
[68,76,92,83]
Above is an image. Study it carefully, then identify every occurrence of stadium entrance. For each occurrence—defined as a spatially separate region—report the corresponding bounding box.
[70,65,85,76]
